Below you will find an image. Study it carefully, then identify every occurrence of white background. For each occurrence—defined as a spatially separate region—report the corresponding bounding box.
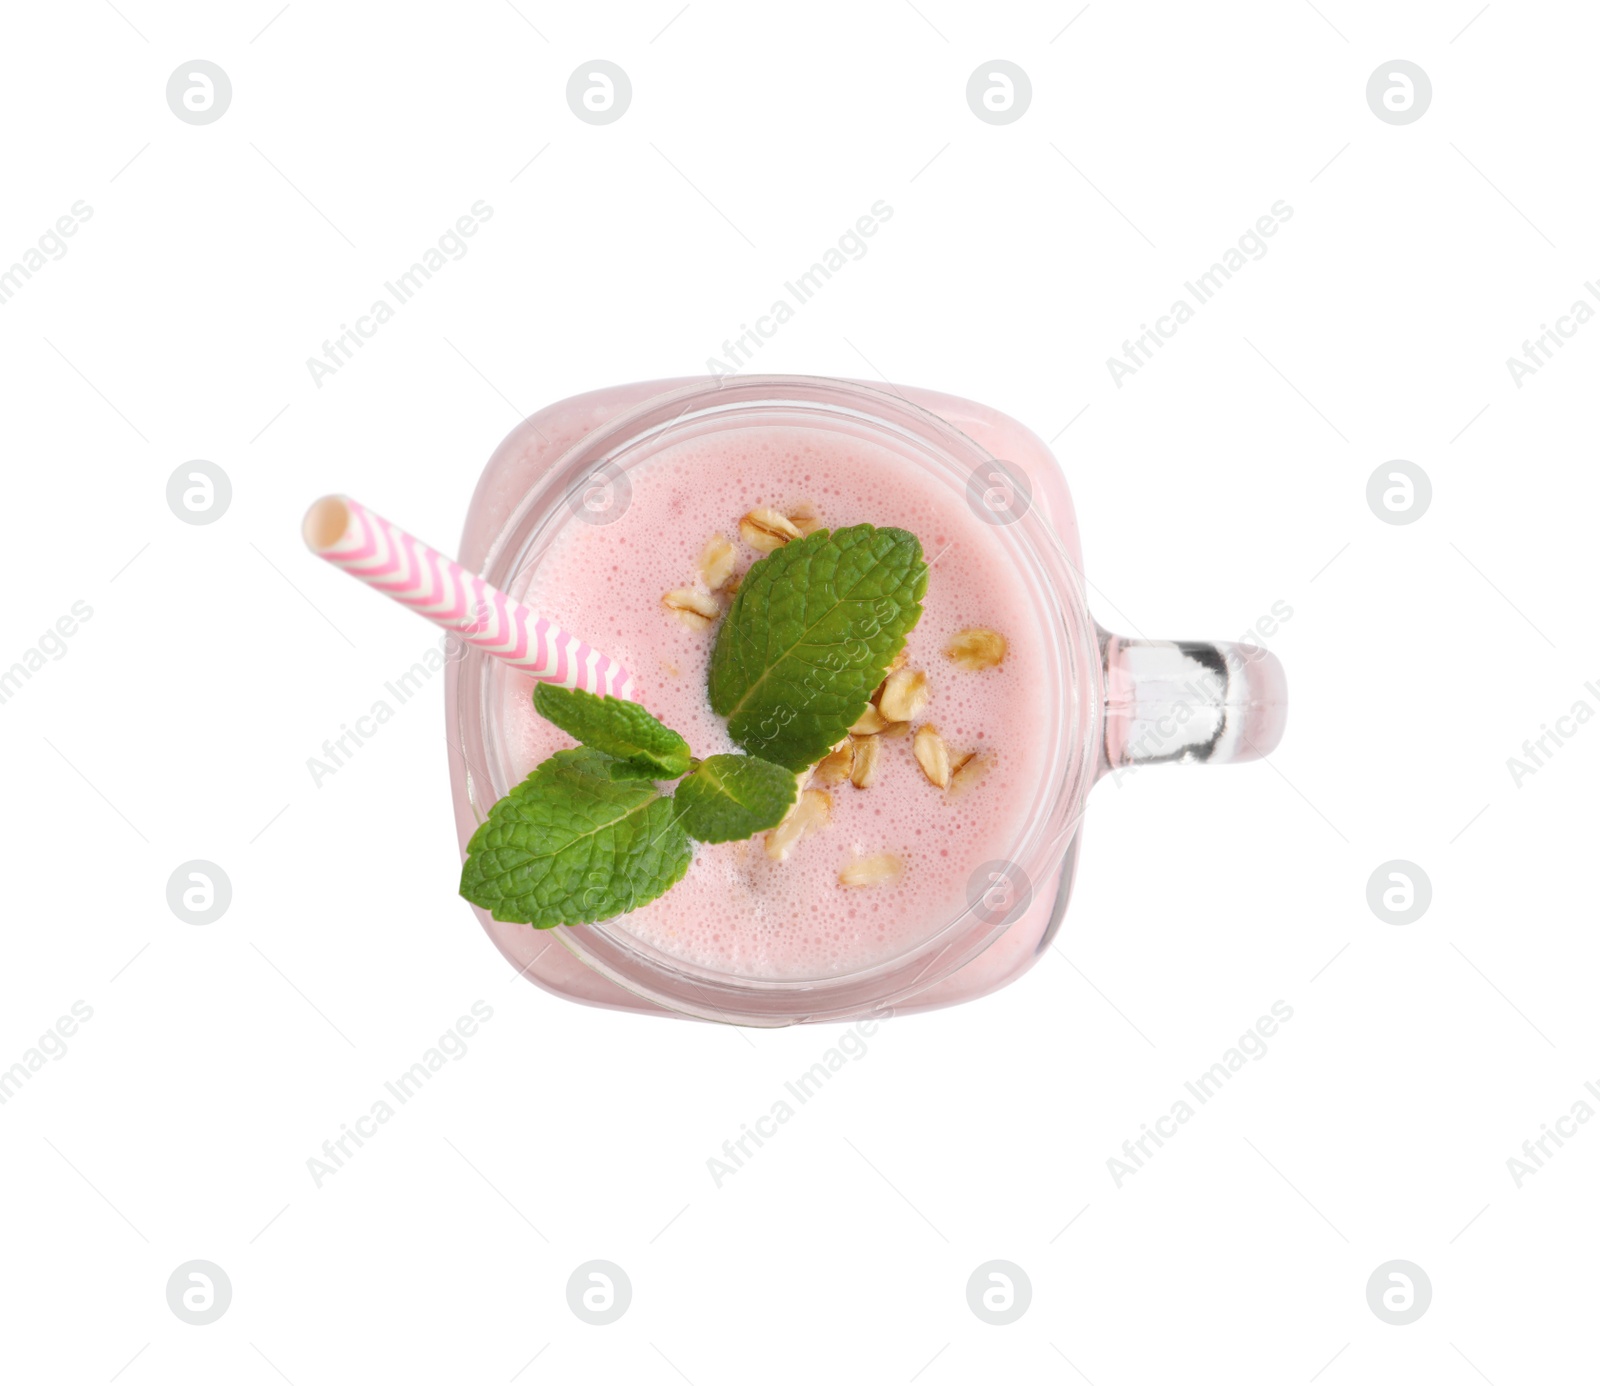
[2,1,1596,1382]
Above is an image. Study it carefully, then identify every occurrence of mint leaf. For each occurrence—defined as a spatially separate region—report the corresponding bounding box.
[459,748,691,926]
[709,524,928,771]
[533,683,692,779]
[673,754,797,844]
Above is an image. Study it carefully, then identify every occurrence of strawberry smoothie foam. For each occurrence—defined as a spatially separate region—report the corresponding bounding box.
[496,425,1052,981]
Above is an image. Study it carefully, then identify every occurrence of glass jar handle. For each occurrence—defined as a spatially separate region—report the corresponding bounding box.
[1100,629,1288,772]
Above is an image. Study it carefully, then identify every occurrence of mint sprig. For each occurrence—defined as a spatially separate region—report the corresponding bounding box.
[459,687,795,926]
[709,524,928,771]
[459,522,927,928]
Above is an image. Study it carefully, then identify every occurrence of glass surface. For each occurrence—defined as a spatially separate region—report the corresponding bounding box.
[445,376,1285,1025]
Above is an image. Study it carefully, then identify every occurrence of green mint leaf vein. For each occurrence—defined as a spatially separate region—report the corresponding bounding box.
[533,682,692,779]
[708,524,928,771]
[459,748,691,927]
[673,754,798,844]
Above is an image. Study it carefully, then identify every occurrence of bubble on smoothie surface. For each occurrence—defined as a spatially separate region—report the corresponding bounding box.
[500,425,1047,980]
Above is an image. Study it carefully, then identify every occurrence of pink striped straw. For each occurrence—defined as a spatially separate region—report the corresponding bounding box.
[302,495,633,699]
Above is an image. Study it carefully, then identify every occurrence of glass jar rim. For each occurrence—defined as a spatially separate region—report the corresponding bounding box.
[452,374,1099,1024]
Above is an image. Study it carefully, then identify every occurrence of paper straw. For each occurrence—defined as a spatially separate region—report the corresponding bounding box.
[302,495,633,699]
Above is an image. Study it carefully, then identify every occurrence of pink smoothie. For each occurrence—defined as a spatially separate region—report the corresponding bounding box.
[497,424,1052,981]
